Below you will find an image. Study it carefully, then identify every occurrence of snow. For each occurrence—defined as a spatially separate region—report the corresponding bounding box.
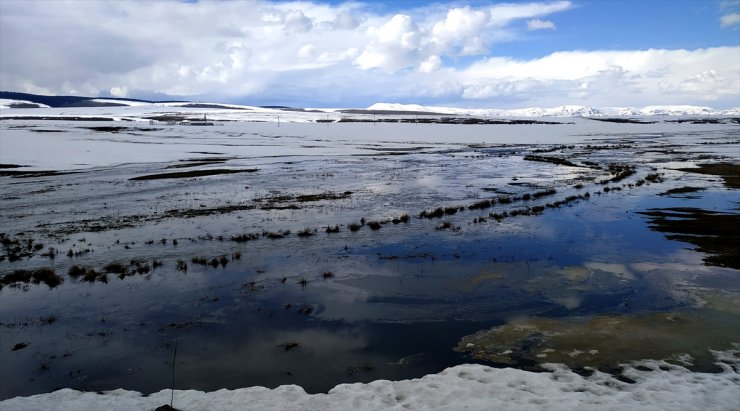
[4,115,735,172]
[3,348,739,411]
[0,103,335,122]
[88,98,162,107]
[2,100,737,123]
[366,102,740,117]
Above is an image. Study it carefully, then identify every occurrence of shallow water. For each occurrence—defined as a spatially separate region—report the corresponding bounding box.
[0,119,738,399]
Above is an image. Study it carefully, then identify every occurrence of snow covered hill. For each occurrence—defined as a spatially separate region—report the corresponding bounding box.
[0,98,50,109]
[366,103,740,117]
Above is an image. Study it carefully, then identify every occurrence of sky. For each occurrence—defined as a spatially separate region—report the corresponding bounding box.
[0,0,738,108]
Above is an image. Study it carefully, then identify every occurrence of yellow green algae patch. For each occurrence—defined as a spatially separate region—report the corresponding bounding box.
[455,289,740,371]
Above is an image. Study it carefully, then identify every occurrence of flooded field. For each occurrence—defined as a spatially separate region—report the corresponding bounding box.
[0,118,738,399]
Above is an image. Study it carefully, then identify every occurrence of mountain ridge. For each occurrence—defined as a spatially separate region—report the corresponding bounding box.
[367,103,740,117]
[2,91,738,117]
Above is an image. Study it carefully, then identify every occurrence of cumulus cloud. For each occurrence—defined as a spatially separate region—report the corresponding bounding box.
[0,0,736,108]
[458,47,740,106]
[284,10,313,33]
[354,14,421,71]
[431,7,490,55]
[110,86,128,98]
[527,19,556,30]
[418,55,442,73]
[720,12,740,27]
[333,10,361,29]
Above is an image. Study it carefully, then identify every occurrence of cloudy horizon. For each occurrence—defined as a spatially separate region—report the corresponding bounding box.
[1,0,739,108]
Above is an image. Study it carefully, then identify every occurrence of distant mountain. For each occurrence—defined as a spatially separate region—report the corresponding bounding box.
[0,91,182,108]
[0,98,50,109]
[2,91,738,116]
[367,103,740,117]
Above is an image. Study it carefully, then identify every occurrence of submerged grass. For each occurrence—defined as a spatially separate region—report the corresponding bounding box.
[677,163,740,189]
[638,207,740,269]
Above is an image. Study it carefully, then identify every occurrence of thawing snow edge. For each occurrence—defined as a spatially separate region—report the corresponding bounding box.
[4,352,739,411]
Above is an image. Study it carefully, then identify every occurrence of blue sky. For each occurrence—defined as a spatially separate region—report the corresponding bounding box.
[1,0,738,108]
[495,1,738,56]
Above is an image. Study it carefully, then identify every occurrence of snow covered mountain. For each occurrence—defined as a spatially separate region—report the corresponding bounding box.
[366,103,740,117]
[2,90,738,117]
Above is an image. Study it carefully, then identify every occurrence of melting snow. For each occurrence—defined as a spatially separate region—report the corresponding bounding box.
[2,350,739,410]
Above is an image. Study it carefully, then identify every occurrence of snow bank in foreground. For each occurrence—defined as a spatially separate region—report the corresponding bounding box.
[4,349,739,411]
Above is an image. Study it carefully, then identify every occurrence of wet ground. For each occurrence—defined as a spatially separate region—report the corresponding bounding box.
[0,118,738,399]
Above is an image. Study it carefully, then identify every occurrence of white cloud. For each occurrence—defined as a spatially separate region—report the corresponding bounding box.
[527,19,556,30]
[431,7,490,55]
[0,0,736,109]
[418,55,442,73]
[354,14,421,71]
[110,86,128,98]
[488,1,571,26]
[298,44,317,59]
[284,10,313,33]
[333,10,361,29]
[458,47,740,106]
[720,12,740,27]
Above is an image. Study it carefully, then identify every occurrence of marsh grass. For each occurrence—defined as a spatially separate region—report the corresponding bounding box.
[1,268,63,289]
[176,260,188,272]
[281,342,300,351]
[367,221,382,230]
[325,225,340,233]
[263,230,290,239]
[231,233,259,242]
[645,173,664,183]
[391,214,410,224]
[419,208,445,219]
[297,228,315,237]
[298,277,308,288]
[104,262,127,276]
[192,257,208,266]
[437,221,452,230]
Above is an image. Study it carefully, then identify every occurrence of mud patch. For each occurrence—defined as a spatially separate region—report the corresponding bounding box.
[164,159,228,169]
[129,168,259,181]
[0,170,78,178]
[659,186,706,196]
[455,298,740,372]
